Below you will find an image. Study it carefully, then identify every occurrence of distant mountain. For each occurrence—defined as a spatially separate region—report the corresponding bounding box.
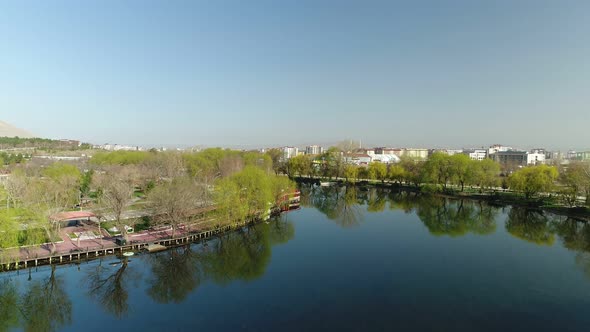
[0,120,34,138]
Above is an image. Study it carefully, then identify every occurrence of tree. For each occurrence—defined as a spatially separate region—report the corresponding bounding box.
[368,162,387,183]
[560,162,590,206]
[148,177,204,238]
[508,165,558,199]
[387,164,407,185]
[343,164,358,183]
[3,169,27,209]
[94,173,135,241]
[21,168,80,254]
[228,166,274,219]
[287,155,313,178]
[265,148,284,175]
[449,154,478,191]
[41,162,81,211]
[214,178,249,225]
[423,152,452,189]
[335,140,361,153]
[79,169,93,207]
[243,151,273,174]
[320,147,344,180]
[399,156,425,187]
[477,158,501,191]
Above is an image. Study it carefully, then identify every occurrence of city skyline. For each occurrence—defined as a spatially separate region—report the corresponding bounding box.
[2,1,590,150]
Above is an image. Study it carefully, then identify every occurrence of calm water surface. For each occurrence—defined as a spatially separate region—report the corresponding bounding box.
[2,185,590,331]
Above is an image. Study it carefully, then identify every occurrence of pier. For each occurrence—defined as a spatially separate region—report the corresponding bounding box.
[1,222,246,272]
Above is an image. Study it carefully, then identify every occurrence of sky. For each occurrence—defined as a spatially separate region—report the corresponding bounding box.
[1,0,589,150]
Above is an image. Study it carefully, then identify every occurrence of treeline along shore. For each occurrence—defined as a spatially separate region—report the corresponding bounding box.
[0,148,296,266]
[1,144,589,266]
[283,149,590,220]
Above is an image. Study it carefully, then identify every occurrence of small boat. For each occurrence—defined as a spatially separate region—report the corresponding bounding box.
[109,262,121,267]
[320,181,334,187]
[146,244,167,253]
[122,252,134,257]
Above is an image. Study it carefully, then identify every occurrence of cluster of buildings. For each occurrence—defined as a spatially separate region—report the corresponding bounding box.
[94,143,144,151]
[276,143,590,171]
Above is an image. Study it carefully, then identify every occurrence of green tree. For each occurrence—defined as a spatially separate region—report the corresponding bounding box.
[449,154,475,191]
[477,158,501,191]
[287,155,312,178]
[214,177,249,225]
[560,162,590,206]
[423,152,452,189]
[265,148,284,175]
[387,164,407,185]
[343,164,358,183]
[399,156,425,187]
[320,147,344,180]
[508,165,558,199]
[368,162,387,183]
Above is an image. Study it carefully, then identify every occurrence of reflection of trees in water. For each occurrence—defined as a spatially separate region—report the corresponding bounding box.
[388,190,419,213]
[505,209,555,246]
[0,279,19,332]
[201,228,270,284]
[414,198,497,237]
[298,184,318,208]
[550,217,590,280]
[394,195,498,237]
[366,188,387,213]
[551,217,590,252]
[308,185,362,228]
[303,184,590,280]
[21,265,72,332]
[304,184,499,233]
[86,257,139,318]
[146,246,201,304]
[200,219,294,283]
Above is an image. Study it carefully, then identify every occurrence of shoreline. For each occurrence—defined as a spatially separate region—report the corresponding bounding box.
[0,210,287,273]
[294,177,590,222]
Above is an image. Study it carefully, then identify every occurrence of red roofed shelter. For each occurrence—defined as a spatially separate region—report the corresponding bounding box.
[50,211,96,227]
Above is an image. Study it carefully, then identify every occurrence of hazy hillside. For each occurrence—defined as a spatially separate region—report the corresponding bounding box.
[0,120,34,138]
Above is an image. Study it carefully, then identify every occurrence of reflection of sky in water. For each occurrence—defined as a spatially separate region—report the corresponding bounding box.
[2,186,590,332]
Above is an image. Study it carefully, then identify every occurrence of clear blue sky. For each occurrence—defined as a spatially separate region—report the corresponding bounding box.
[1,0,589,150]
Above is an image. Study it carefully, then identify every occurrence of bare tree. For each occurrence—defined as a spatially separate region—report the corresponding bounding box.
[147,177,203,238]
[94,174,135,242]
[3,172,27,209]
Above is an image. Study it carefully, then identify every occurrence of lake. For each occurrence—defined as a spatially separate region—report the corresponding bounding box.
[2,185,590,331]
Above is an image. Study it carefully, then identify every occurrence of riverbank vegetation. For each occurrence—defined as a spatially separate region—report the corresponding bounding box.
[286,150,590,209]
[1,143,588,256]
[0,149,294,256]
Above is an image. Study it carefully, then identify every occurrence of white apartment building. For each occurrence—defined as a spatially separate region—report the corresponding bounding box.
[281,146,299,160]
[527,150,546,165]
[305,145,323,155]
[466,149,487,161]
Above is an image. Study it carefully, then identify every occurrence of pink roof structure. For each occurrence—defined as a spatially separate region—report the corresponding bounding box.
[50,211,96,221]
